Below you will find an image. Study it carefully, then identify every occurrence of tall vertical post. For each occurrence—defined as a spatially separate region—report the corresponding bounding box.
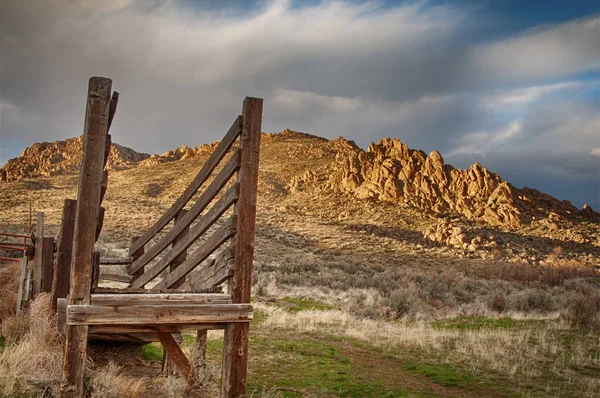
[41,237,55,292]
[60,77,112,398]
[32,212,44,298]
[221,97,262,397]
[51,199,77,312]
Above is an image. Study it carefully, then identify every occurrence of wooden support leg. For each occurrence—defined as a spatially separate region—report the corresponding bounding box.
[61,324,90,397]
[154,332,192,379]
[51,199,77,312]
[221,323,250,397]
[196,330,207,371]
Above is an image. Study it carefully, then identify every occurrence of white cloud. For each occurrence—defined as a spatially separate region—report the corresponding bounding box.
[470,16,600,85]
[591,147,600,157]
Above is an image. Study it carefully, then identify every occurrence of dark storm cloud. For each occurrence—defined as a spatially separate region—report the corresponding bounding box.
[1,0,599,207]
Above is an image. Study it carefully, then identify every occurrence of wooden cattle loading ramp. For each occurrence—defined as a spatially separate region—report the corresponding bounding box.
[49,77,262,397]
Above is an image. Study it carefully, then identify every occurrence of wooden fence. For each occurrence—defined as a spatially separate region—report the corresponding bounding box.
[45,76,262,397]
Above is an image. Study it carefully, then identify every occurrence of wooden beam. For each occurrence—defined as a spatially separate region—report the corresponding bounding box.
[51,199,77,312]
[16,255,28,315]
[90,293,232,306]
[61,76,112,398]
[151,217,237,290]
[99,257,134,265]
[107,91,119,132]
[230,97,262,304]
[169,209,189,289]
[32,212,44,297]
[222,96,263,398]
[66,303,253,325]
[130,183,239,287]
[95,206,105,242]
[41,237,55,293]
[127,150,241,276]
[91,251,100,289]
[129,235,145,285]
[221,323,250,397]
[129,116,242,256]
[97,272,132,284]
[184,248,234,291]
[154,332,192,379]
[89,324,225,334]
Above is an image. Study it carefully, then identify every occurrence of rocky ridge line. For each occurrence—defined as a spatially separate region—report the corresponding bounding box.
[324,137,599,227]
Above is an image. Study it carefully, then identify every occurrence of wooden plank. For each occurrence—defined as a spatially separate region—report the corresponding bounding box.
[99,257,133,265]
[184,248,234,290]
[95,206,105,242]
[57,298,67,334]
[222,96,263,398]
[51,199,77,312]
[98,271,132,284]
[92,286,220,294]
[107,91,119,132]
[67,303,253,325]
[129,116,243,256]
[154,332,192,379]
[169,209,189,289]
[130,183,239,287]
[127,150,241,276]
[41,237,55,293]
[89,324,225,334]
[130,235,145,284]
[90,293,232,306]
[61,76,112,398]
[151,216,238,290]
[16,255,28,315]
[99,169,109,206]
[91,251,101,289]
[33,212,44,297]
[25,268,32,301]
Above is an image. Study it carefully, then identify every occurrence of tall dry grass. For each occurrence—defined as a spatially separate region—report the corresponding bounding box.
[0,293,63,396]
[0,263,20,323]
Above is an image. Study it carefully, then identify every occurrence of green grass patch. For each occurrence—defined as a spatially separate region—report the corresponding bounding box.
[252,307,268,326]
[280,297,332,312]
[139,342,163,362]
[432,316,523,330]
[404,362,474,388]
[246,336,415,397]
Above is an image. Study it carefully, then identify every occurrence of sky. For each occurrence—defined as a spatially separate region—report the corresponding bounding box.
[0,0,599,209]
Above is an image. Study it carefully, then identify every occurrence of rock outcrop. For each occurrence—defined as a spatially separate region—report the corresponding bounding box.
[0,137,150,181]
[327,137,600,228]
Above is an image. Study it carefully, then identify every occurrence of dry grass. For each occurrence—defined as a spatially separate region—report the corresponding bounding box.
[0,293,63,396]
[0,263,20,322]
[90,361,145,398]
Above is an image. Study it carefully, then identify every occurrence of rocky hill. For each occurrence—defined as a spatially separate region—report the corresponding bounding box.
[0,136,150,182]
[2,130,599,230]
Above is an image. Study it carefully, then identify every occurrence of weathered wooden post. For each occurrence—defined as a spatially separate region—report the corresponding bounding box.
[221,97,263,397]
[60,77,112,398]
[51,199,77,312]
[41,237,55,292]
[32,212,44,297]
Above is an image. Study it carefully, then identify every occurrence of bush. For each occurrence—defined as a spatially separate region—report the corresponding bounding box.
[561,292,600,330]
[488,292,506,312]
